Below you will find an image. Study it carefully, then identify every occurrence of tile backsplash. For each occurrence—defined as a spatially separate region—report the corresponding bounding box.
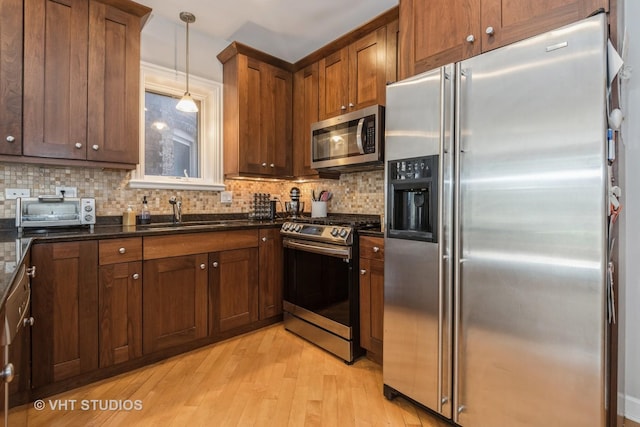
[0,163,384,219]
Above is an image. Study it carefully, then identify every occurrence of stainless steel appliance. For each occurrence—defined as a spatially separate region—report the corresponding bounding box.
[311,105,384,171]
[284,187,304,218]
[281,216,379,363]
[1,256,34,427]
[383,14,613,427]
[16,196,96,233]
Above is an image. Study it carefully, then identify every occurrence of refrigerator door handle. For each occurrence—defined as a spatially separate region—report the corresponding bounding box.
[453,62,464,425]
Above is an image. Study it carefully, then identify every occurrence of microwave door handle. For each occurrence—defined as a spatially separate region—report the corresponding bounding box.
[356,118,365,154]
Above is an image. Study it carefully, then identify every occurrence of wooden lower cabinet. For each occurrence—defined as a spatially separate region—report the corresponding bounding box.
[359,236,384,363]
[142,254,209,354]
[99,261,142,367]
[31,241,99,389]
[259,228,283,319]
[209,248,259,335]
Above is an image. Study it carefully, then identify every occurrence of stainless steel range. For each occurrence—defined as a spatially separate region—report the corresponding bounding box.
[280,216,379,363]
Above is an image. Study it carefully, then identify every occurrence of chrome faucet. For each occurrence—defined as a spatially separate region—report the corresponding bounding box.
[169,196,182,224]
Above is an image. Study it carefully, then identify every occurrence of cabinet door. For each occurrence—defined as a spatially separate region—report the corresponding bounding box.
[480,0,608,51]
[263,63,292,176]
[348,27,387,110]
[31,241,99,388]
[238,56,267,175]
[359,257,385,357]
[0,0,22,155]
[143,254,208,354]
[99,261,142,367]
[23,0,89,159]
[87,1,141,164]
[386,19,400,86]
[318,47,348,120]
[210,248,259,334]
[399,0,481,79]
[293,63,319,177]
[258,229,283,319]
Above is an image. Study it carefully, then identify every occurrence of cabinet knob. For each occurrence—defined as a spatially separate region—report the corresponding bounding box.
[75,142,83,149]
[348,103,354,108]
[118,247,126,254]
[340,105,347,110]
[270,163,275,168]
[1,363,14,384]
[23,317,35,327]
[200,263,206,270]
[6,135,15,143]
[212,262,219,268]
[261,237,267,242]
[485,26,495,36]
[466,34,475,43]
[360,269,367,275]
[132,273,140,280]
[261,162,267,167]
[26,266,36,278]
[373,246,380,253]
[92,144,99,151]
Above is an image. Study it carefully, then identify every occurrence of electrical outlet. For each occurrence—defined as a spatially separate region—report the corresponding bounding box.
[55,186,77,197]
[220,191,233,203]
[5,188,30,199]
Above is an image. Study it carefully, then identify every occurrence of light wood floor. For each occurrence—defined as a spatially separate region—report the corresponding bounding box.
[27,323,449,426]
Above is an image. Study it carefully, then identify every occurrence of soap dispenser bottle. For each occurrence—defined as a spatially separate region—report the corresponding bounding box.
[140,196,151,224]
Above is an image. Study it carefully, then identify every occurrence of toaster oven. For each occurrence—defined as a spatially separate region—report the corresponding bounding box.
[16,196,96,233]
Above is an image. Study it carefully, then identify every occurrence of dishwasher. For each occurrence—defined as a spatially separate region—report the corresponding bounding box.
[1,261,35,427]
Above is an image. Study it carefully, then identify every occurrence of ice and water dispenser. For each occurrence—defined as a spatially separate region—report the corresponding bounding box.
[387,155,439,242]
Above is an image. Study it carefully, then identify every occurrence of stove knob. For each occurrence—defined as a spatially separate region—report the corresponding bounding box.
[295,224,303,232]
[339,229,348,238]
[282,223,289,231]
[330,228,339,237]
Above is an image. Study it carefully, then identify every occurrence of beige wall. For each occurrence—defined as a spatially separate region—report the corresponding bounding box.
[0,162,384,220]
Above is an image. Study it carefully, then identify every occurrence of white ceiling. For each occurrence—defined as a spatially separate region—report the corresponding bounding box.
[137,0,398,63]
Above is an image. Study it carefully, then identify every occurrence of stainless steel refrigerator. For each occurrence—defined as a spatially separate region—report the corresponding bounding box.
[383,13,612,427]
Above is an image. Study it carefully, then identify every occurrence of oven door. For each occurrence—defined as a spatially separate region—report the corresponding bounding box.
[283,238,354,334]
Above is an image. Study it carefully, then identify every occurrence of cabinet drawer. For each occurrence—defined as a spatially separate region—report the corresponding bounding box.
[359,236,384,260]
[99,238,143,265]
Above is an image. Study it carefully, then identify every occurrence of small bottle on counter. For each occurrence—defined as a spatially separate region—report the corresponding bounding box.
[140,196,151,224]
[123,205,136,226]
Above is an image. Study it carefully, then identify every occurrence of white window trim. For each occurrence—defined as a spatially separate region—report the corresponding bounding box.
[129,62,225,191]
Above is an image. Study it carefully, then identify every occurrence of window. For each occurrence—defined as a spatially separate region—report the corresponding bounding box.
[129,62,224,190]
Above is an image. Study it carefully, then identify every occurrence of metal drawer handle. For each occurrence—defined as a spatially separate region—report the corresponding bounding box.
[119,247,126,254]
[1,363,14,383]
[132,273,140,280]
[23,317,35,327]
[27,266,36,278]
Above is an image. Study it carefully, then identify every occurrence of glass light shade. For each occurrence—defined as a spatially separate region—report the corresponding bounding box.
[176,92,199,113]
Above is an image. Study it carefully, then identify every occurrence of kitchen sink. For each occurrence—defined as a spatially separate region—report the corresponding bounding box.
[136,219,251,231]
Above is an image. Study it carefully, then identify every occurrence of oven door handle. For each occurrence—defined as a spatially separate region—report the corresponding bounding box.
[283,239,351,260]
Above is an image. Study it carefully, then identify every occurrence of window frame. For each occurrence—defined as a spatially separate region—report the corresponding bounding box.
[129,62,224,191]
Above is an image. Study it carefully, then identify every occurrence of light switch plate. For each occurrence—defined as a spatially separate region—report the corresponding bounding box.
[5,188,30,199]
[220,191,233,203]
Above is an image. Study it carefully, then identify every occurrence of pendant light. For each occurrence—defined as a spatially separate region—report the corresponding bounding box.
[176,11,198,113]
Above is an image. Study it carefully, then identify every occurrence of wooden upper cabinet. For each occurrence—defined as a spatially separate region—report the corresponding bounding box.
[87,1,141,164]
[399,0,608,79]
[319,26,388,120]
[293,63,319,177]
[23,0,89,160]
[218,43,293,178]
[22,0,149,166]
[0,0,23,156]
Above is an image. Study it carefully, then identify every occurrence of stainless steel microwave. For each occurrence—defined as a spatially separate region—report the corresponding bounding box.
[310,105,384,171]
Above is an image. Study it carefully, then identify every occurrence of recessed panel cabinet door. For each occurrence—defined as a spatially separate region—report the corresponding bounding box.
[23,0,89,159]
[258,229,283,319]
[87,1,141,164]
[209,248,259,335]
[143,254,208,354]
[292,63,319,177]
[348,27,387,111]
[0,0,23,155]
[31,241,99,388]
[318,48,349,120]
